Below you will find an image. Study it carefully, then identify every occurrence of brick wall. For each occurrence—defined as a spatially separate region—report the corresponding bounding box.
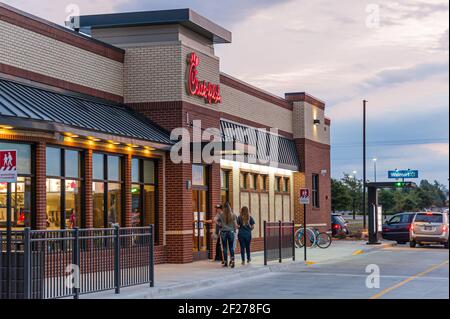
[0,20,124,97]
[294,138,331,230]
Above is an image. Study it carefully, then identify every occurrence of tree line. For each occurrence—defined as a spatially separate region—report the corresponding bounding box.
[332,174,448,215]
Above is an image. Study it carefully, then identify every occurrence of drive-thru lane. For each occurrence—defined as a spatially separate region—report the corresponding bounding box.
[168,245,449,299]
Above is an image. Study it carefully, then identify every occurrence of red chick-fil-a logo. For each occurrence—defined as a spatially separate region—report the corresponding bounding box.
[187,52,222,104]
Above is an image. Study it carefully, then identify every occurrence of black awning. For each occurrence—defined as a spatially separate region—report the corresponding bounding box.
[220,120,300,171]
[0,79,173,146]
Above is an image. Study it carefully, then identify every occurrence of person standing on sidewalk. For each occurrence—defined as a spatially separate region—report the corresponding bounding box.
[237,206,255,265]
[219,202,237,268]
[213,204,224,263]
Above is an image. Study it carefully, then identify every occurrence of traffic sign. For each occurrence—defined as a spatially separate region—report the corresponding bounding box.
[299,188,310,205]
[388,169,418,179]
[0,150,17,182]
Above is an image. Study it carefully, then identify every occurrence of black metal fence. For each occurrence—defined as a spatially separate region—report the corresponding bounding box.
[0,225,154,299]
[263,221,295,265]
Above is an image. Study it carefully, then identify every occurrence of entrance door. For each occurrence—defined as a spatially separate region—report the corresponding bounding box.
[192,190,208,259]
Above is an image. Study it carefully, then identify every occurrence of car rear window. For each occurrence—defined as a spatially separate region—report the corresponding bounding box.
[415,214,443,223]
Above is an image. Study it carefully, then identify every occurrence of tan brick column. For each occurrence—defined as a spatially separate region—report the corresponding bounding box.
[293,172,306,226]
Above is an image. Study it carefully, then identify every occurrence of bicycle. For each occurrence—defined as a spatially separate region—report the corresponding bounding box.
[295,226,332,249]
[311,228,332,249]
[294,227,316,248]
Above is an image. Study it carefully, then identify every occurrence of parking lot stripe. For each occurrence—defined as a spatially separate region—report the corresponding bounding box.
[369,260,449,299]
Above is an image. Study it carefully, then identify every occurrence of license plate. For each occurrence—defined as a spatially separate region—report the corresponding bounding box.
[424,226,433,231]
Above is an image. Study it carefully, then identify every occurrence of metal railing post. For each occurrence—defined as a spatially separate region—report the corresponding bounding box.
[263,221,267,266]
[23,227,31,299]
[278,221,282,263]
[292,221,295,261]
[114,225,121,294]
[149,225,154,288]
[72,227,80,299]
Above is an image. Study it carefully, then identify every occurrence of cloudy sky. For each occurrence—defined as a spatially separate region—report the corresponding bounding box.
[4,0,449,185]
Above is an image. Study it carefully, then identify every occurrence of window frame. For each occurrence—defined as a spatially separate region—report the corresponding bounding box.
[131,157,158,229]
[220,169,230,205]
[45,146,84,229]
[312,174,320,208]
[92,152,124,228]
[0,141,34,229]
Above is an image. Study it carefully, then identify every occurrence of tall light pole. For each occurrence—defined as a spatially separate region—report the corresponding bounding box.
[363,100,367,229]
[373,158,377,182]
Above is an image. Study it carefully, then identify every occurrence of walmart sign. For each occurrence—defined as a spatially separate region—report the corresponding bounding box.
[388,170,419,179]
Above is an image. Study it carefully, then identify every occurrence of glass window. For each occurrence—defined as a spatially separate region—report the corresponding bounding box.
[192,165,206,186]
[275,176,282,192]
[46,147,61,177]
[65,150,80,178]
[93,182,105,228]
[143,185,156,226]
[46,147,83,229]
[249,174,257,190]
[261,175,268,191]
[107,183,121,226]
[143,160,155,184]
[284,178,290,193]
[65,180,81,228]
[131,184,141,227]
[240,172,248,189]
[221,170,230,205]
[0,142,31,175]
[0,177,32,228]
[132,158,140,183]
[415,213,443,223]
[93,153,104,180]
[131,158,157,230]
[46,178,61,229]
[312,174,320,208]
[93,154,123,228]
[107,156,120,181]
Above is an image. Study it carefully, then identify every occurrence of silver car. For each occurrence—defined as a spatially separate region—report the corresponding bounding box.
[410,212,449,248]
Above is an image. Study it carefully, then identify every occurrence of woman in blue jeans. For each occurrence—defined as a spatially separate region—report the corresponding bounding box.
[237,206,255,265]
[218,202,238,268]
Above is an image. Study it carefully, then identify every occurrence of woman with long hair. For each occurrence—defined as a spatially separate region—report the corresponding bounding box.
[237,206,255,265]
[218,202,237,268]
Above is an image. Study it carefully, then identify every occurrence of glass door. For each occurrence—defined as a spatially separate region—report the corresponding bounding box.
[192,190,208,253]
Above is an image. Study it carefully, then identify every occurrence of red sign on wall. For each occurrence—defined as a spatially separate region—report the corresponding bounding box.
[0,150,17,182]
[186,52,222,104]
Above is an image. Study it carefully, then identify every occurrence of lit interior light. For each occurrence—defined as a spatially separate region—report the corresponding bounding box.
[1,125,14,130]
[88,136,101,142]
[220,159,295,176]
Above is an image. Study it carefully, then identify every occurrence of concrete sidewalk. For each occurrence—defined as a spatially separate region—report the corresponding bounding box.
[83,240,395,299]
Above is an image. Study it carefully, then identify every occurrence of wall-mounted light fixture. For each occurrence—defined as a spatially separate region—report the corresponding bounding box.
[313,119,321,125]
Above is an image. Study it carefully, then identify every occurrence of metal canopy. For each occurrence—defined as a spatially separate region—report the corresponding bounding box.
[220,120,300,171]
[77,8,232,44]
[0,78,173,146]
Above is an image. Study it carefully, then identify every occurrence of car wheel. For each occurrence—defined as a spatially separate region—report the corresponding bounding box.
[410,240,416,248]
[397,241,406,245]
[445,241,449,249]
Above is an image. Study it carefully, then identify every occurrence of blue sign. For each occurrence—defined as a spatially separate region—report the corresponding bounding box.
[388,170,419,179]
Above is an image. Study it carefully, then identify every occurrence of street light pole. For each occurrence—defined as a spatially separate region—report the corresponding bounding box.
[363,100,367,229]
[373,158,377,183]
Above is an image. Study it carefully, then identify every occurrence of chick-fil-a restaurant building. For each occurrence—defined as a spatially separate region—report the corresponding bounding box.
[0,3,331,264]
